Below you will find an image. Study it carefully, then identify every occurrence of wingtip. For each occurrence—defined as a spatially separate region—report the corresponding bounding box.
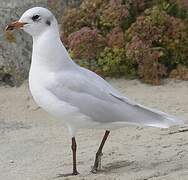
[165,115,185,128]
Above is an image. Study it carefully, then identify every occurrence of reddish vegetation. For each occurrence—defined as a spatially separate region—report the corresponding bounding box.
[68,27,106,60]
[48,0,188,84]
[126,7,188,84]
[106,27,125,48]
[99,0,129,30]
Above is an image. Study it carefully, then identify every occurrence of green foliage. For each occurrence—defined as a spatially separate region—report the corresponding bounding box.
[121,0,150,30]
[98,47,137,78]
[61,0,107,36]
[48,0,188,84]
[98,1,129,32]
[154,0,188,21]
[126,6,188,84]
[61,0,137,36]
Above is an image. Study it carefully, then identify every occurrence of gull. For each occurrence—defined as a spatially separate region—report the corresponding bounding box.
[6,7,183,176]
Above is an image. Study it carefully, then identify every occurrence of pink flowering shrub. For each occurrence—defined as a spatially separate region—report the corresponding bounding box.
[47,0,188,84]
[126,6,188,84]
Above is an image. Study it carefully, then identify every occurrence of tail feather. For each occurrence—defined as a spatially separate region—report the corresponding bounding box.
[134,104,184,128]
[109,92,184,128]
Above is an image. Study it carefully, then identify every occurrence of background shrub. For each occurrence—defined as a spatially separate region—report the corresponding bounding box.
[68,27,106,60]
[126,6,188,84]
[98,47,137,78]
[48,0,188,85]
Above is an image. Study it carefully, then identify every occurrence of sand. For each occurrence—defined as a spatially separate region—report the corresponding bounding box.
[0,79,188,180]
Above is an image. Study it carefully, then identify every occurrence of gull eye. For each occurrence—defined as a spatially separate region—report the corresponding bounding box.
[32,15,40,21]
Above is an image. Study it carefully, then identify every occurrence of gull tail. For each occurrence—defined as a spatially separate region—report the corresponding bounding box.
[111,93,184,128]
[128,103,184,128]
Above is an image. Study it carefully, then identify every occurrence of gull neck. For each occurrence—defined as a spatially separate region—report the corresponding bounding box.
[31,28,76,71]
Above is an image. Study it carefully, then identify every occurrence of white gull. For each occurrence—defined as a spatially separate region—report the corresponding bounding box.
[6,7,183,176]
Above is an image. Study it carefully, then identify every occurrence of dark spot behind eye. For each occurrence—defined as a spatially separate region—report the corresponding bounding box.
[32,15,40,21]
[46,20,51,26]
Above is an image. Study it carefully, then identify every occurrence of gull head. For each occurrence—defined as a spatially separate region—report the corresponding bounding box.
[6,7,57,37]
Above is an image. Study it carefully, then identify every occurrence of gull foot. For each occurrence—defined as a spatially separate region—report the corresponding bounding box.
[72,170,80,176]
[91,152,103,173]
[56,171,80,178]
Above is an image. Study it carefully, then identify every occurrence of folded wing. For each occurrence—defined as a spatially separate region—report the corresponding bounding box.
[47,68,183,128]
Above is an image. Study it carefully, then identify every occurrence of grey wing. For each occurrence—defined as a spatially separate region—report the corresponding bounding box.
[48,68,183,128]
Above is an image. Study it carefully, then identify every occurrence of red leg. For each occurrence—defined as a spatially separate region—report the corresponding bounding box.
[91,130,110,173]
[71,137,79,175]
[56,137,79,177]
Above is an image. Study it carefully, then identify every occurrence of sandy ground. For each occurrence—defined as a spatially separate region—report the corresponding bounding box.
[1,79,188,180]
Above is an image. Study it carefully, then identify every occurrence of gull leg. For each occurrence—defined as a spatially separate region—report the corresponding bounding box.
[57,137,79,177]
[71,137,79,175]
[91,130,110,173]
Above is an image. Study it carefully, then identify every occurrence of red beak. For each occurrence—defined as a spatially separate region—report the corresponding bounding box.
[5,21,28,31]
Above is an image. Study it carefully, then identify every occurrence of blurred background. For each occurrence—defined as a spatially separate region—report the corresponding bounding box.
[1,0,188,87]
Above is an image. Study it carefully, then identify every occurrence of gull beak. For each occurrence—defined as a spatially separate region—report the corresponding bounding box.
[5,21,28,31]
